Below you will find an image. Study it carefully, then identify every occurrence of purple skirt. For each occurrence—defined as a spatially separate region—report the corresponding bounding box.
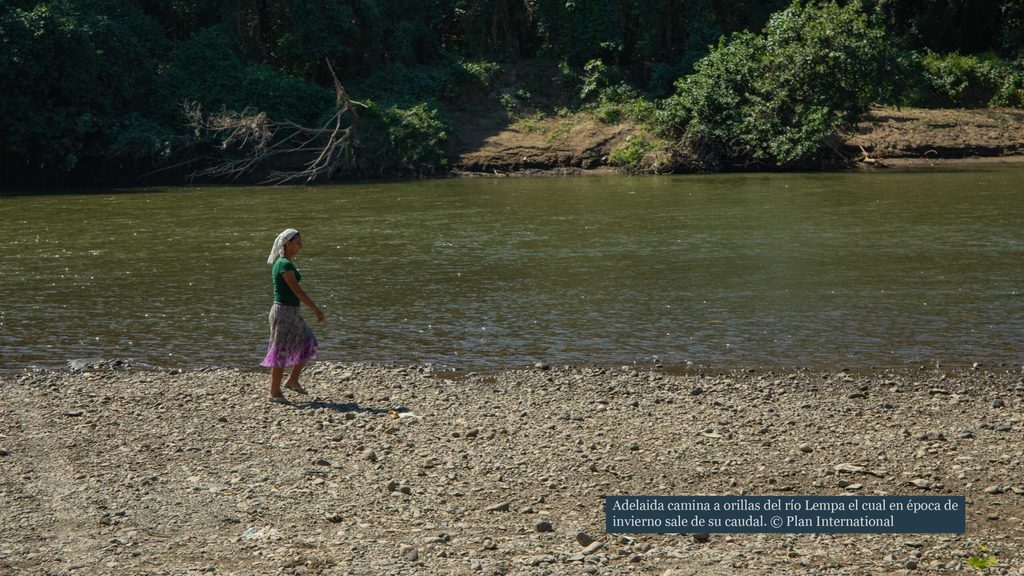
[260,303,318,368]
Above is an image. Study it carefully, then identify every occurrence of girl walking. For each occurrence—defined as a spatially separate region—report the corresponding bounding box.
[261,228,325,402]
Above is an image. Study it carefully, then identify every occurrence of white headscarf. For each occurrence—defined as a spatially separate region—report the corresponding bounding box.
[267,228,300,264]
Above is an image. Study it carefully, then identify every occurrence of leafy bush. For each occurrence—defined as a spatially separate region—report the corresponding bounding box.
[899,51,1024,108]
[378,103,450,174]
[580,58,617,101]
[461,60,501,87]
[660,1,891,169]
[608,134,655,168]
[588,83,657,125]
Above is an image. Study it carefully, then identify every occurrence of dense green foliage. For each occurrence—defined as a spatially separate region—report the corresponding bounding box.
[899,51,1024,108]
[661,2,891,169]
[1,0,1022,182]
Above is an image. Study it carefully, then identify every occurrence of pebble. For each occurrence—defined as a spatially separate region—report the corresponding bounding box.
[995,423,1013,432]
[993,399,1005,408]
[400,544,418,562]
[0,448,7,457]
[581,541,604,555]
[528,554,555,566]
[536,521,553,533]
[690,386,705,395]
[7,364,1024,574]
[486,502,510,512]
[909,479,932,489]
[834,463,865,473]
[984,485,1004,494]
[64,410,84,417]
[905,560,918,569]
[692,533,711,543]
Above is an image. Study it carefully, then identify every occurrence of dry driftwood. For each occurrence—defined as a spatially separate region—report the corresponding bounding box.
[187,60,365,184]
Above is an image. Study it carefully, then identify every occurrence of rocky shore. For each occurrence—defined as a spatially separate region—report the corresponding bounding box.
[2,363,1023,575]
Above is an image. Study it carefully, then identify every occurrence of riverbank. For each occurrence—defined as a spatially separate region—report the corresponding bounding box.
[2,364,1022,575]
[450,107,1024,175]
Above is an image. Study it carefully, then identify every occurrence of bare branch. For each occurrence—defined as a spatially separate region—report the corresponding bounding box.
[186,61,367,184]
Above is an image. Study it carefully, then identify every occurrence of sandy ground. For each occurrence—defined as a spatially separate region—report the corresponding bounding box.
[2,362,1023,575]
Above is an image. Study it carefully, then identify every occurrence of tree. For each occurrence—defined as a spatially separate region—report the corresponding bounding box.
[661,1,892,169]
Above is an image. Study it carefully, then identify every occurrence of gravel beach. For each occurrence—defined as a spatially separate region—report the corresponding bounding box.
[2,363,1022,575]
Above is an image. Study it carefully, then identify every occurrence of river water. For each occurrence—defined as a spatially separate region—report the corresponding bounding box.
[2,167,1022,372]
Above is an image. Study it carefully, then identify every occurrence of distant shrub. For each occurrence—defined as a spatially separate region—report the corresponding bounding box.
[900,51,1024,108]
[379,103,450,174]
[608,134,655,169]
[660,2,891,170]
[459,60,502,92]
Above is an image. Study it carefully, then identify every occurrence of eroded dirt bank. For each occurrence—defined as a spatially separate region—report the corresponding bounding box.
[2,364,1023,575]
[451,107,1024,174]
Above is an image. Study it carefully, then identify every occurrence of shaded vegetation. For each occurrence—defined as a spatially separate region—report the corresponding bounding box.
[1,0,1022,184]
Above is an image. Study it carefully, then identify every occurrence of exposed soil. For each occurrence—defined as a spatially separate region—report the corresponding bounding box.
[2,363,1023,575]
[450,111,633,175]
[842,107,1024,166]
[450,107,1024,174]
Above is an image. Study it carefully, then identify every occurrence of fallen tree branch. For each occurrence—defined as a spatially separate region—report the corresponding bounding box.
[187,59,366,184]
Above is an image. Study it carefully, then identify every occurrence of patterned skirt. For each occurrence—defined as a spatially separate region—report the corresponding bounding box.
[260,303,318,368]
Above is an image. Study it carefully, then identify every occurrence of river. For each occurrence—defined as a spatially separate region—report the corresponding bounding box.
[2,167,1022,372]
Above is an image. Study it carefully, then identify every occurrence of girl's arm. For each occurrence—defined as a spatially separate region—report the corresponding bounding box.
[282,270,325,322]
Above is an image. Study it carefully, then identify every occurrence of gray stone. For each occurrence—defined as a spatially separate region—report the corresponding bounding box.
[400,544,419,562]
[363,450,378,462]
[692,533,711,543]
[993,399,1006,408]
[690,386,705,395]
[527,554,555,566]
[536,521,553,533]
[984,485,1004,494]
[576,532,594,546]
[68,358,105,372]
[581,541,604,555]
[799,443,813,453]
[995,423,1013,432]
[486,502,510,512]
[324,513,343,523]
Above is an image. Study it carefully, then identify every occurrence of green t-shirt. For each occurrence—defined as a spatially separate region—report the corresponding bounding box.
[272,257,302,307]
